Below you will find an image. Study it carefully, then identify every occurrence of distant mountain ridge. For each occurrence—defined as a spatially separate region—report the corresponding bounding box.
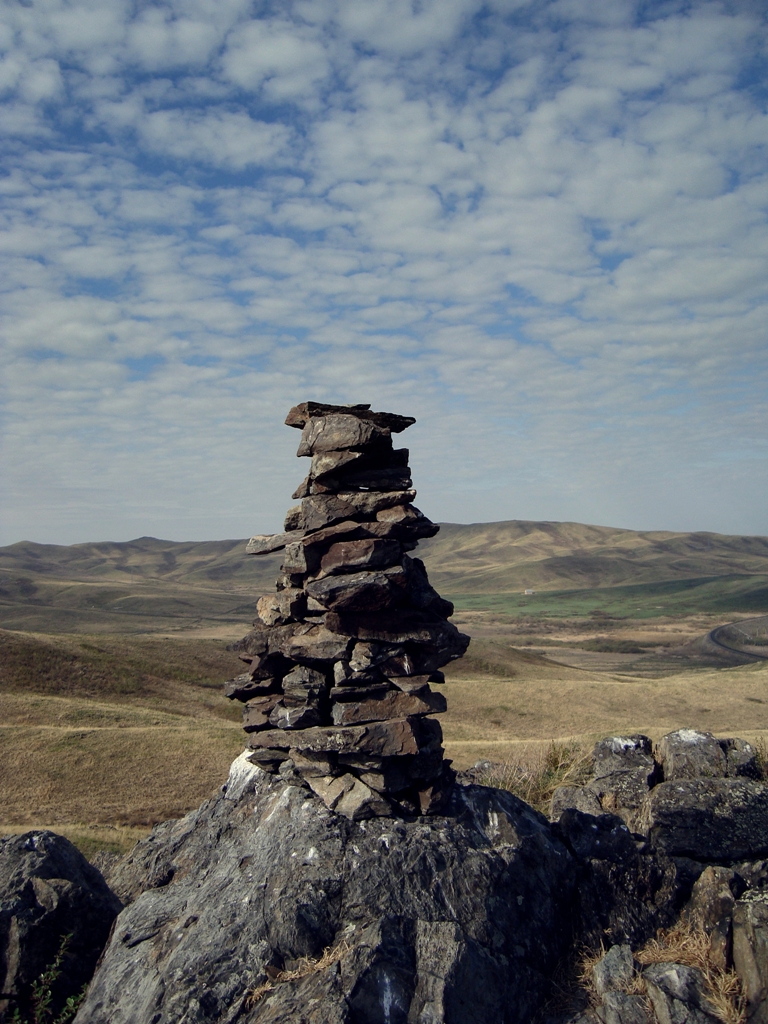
[416,520,768,594]
[1,521,767,632]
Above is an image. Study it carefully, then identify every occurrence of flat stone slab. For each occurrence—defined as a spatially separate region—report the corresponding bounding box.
[330,687,446,726]
[247,716,436,758]
[246,530,307,555]
[285,402,416,433]
[296,415,391,456]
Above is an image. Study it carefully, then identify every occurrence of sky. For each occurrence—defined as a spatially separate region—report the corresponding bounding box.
[1,0,767,546]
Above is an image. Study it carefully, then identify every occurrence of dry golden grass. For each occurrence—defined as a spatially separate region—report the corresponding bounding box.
[441,658,768,768]
[473,741,593,814]
[636,922,746,1024]
[244,941,351,1008]
[572,920,745,1024]
[3,621,768,860]
[0,823,148,857]
[0,722,244,826]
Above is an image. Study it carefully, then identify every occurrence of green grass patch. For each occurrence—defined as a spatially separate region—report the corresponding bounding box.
[448,575,768,619]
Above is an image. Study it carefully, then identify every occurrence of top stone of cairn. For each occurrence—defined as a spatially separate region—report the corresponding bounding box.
[285,401,416,433]
[228,402,469,820]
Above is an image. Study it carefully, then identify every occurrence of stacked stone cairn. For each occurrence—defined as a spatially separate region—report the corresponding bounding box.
[224,402,469,820]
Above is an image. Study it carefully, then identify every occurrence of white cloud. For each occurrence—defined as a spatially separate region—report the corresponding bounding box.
[140,108,293,168]
[0,0,767,545]
[222,18,330,99]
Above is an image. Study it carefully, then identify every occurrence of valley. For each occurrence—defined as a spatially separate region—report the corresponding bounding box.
[1,519,767,855]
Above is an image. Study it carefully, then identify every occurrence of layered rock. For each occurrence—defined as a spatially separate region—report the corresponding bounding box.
[74,753,576,1024]
[227,403,469,819]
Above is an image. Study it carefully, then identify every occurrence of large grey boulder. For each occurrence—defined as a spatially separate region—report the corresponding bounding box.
[639,778,768,861]
[656,731,727,781]
[0,831,122,1023]
[554,810,685,948]
[75,753,576,1024]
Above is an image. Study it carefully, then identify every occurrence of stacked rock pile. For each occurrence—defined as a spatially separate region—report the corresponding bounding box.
[225,401,469,819]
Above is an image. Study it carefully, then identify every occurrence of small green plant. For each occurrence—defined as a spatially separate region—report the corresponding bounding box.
[9,935,87,1024]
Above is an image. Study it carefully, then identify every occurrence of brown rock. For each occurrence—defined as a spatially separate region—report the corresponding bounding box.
[310,449,365,478]
[291,475,312,499]
[335,777,392,819]
[321,538,402,575]
[289,749,337,777]
[297,490,417,531]
[326,611,470,670]
[281,540,321,575]
[281,664,328,701]
[308,446,410,484]
[330,683,392,702]
[246,530,306,555]
[356,765,413,795]
[390,676,432,695]
[277,625,352,663]
[378,650,432,677]
[332,657,385,684]
[330,687,446,726]
[376,503,422,524]
[349,641,403,672]
[285,402,415,433]
[256,588,306,626]
[303,515,436,548]
[248,717,431,758]
[231,625,270,657]
[305,773,392,819]
[242,650,293,682]
[296,415,390,456]
[283,504,303,530]
[269,701,323,730]
[314,466,412,493]
[402,556,454,617]
[304,773,353,809]
[247,747,290,770]
[224,674,281,702]
[305,567,406,612]
[377,505,439,539]
[242,695,283,732]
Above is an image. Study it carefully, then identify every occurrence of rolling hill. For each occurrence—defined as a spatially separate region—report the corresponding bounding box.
[1,521,767,631]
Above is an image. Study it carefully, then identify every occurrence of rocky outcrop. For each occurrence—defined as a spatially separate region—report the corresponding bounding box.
[0,831,122,1023]
[549,729,768,1023]
[228,402,470,819]
[2,727,768,1023]
[74,753,576,1024]
[553,728,766,858]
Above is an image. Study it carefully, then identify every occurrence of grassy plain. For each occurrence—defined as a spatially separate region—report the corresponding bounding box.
[2,519,768,857]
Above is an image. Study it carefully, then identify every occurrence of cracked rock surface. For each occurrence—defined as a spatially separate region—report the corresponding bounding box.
[75,753,575,1024]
